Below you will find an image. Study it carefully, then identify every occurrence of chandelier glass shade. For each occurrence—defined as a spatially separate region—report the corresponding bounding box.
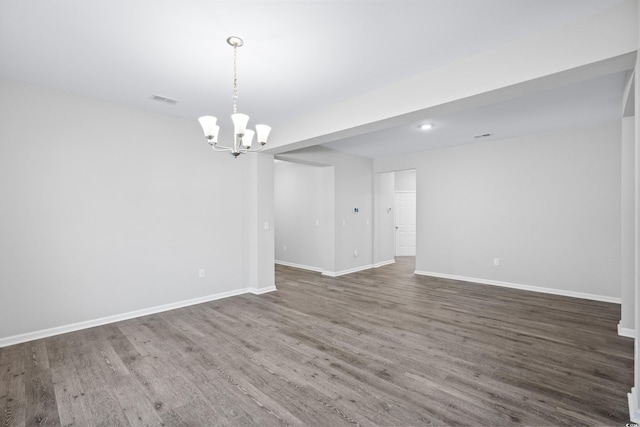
[198,36,271,157]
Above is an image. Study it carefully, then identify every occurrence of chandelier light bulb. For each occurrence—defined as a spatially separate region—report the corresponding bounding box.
[255,124,271,145]
[242,129,255,149]
[231,113,249,137]
[198,116,219,143]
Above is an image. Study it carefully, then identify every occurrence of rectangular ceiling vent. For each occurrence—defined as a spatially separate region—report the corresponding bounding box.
[150,94,180,105]
[473,133,492,139]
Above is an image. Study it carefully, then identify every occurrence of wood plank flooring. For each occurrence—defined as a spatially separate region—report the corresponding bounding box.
[0,257,634,426]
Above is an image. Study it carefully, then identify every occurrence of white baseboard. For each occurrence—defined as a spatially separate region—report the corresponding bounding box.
[373,259,395,268]
[276,259,392,278]
[618,322,635,338]
[0,287,272,349]
[275,260,323,273]
[414,270,621,304]
[323,264,374,277]
[277,259,396,277]
[250,286,277,295]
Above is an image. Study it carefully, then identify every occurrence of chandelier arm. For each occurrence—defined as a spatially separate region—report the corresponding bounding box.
[211,144,234,152]
[243,145,265,153]
[234,148,263,156]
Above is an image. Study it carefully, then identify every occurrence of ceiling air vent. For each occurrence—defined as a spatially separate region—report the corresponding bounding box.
[473,133,492,139]
[150,94,180,105]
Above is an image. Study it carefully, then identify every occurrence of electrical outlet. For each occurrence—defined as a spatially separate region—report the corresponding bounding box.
[493,258,500,266]
[354,249,358,258]
[198,269,205,278]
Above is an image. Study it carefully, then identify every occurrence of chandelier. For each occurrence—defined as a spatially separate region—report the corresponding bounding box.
[198,36,271,157]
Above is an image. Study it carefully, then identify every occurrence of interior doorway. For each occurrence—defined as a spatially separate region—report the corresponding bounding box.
[273,159,335,274]
[373,169,416,268]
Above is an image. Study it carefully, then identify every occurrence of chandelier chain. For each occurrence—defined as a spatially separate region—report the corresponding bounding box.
[232,44,238,115]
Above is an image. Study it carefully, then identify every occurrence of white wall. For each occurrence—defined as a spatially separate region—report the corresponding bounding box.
[277,146,373,275]
[633,12,640,418]
[622,115,636,333]
[375,121,622,301]
[0,77,252,343]
[243,152,276,292]
[394,169,416,192]
[274,161,327,271]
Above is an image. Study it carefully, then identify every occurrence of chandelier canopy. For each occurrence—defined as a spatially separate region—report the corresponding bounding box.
[198,36,271,158]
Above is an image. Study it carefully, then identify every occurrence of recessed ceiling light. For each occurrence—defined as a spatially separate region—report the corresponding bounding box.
[419,123,433,130]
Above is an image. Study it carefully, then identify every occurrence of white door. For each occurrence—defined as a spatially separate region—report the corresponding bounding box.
[395,191,416,256]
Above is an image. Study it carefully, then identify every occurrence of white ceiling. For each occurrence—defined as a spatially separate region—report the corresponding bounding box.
[322,71,628,158]
[0,0,630,158]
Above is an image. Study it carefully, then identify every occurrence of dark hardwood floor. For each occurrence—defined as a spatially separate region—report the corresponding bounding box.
[0,257,634,426]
